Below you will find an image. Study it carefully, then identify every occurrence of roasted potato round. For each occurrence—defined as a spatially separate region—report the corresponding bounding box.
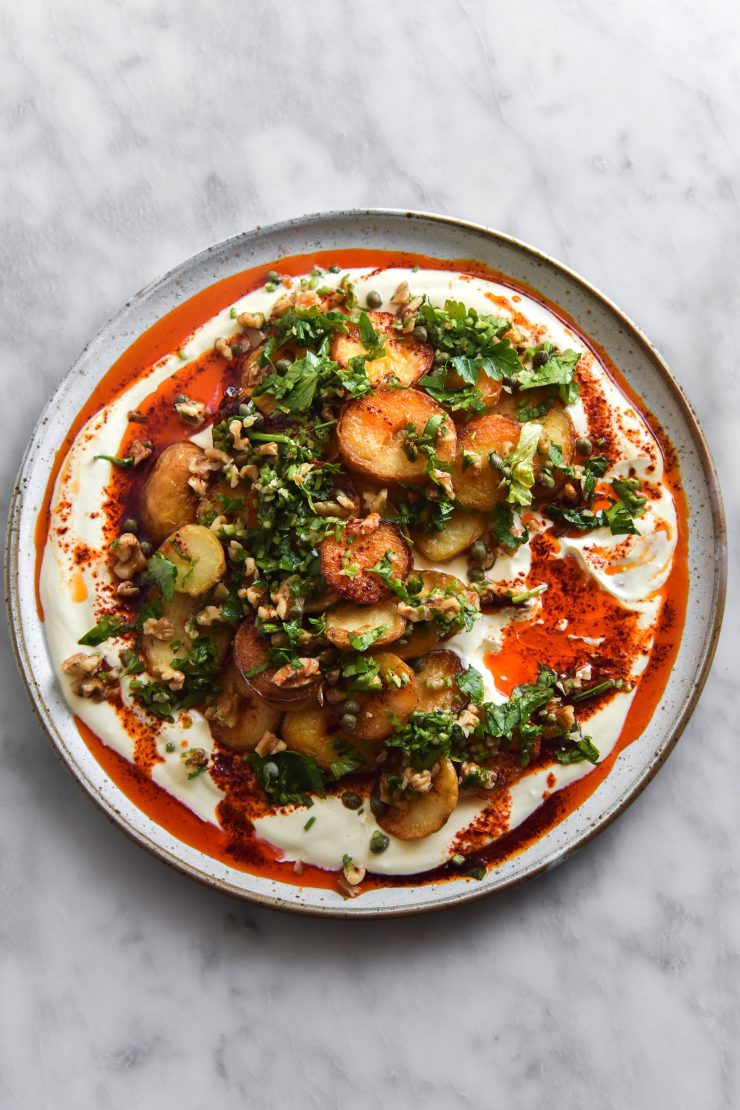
[337,389,456,485]
[208,663,283,753]
[354,653,418,742]
[281,706,373,773]
[414,650,466,714]
[376,757,459,841]
[534,404,576,493]
[412,507,486,563]
[320,519,412,605]
[158,523,227,596]
[325,599,407,651]
[330,311,433,388]
[141,590,229,677]
[140,442,206,543]
[392,622,442,660]
[446,366,502,411]
[233,618,321,706]
[452,413,521,510]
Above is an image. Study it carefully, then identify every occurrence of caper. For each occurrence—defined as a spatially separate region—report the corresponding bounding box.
[539,471,556,490]
[341,791,362,810]
[366,290,383,309]
[468,567,486,583]
[264,761,279,779]
[122,517,139,534]
[470,540,488,562]
[266,269,280,284]
[370,830,390,854]
[433,350,449,366]
[576,436,593,456]
[275,358,292,374]
[139,540,152,556]
[412,325,428,343]
[532,349,550,368]
[488,451,504,471]
[344,699,360,715]
[341,713,358,732]
[502,465,512,480]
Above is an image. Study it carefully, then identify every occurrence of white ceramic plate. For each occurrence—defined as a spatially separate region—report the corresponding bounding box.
[6,210,726,917]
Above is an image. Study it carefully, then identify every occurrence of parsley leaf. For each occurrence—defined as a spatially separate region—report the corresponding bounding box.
[456,667,485,704]
[143,552,178,601]
[348,625,389,652]
[504,422,542,507]
[490,503,530,551]
[78,614,128,646]
[516,348,582,404]
[250,750,326,807]
[356,311,387,360]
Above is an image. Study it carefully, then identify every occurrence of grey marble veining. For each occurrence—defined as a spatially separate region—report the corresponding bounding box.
[1,1,738,1107]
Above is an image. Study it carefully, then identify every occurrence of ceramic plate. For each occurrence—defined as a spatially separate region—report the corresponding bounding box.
[5,210,726,917]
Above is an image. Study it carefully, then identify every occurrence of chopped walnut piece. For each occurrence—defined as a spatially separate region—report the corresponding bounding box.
[432,469,455,499]
[269,294,293,320]
[390,280,410,307]
[361,487,388,514]
[182,748,208,774]
[111,533,147,580]
[195,605,224,627]
[174,396,207,428]
[62,653,117,700]
[141,617,175,641]
[157,665,186,691]
[214,337,234,361]
[555,704,576,732]
[355,512,381,535]
[401,767,432,793]
[129,439,154,467]
[255,441,279,457]
[255,731,287,757]
[116,581,140,599]
[236,310,266,330]
[341,857,366,886]
[271,657,320,688]
[458,704,482,734]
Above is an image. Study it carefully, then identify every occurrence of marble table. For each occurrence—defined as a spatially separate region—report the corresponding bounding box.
[2,2,737,1106]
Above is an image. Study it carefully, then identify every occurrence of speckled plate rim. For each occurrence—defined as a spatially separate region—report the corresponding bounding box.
[5,209,727,918]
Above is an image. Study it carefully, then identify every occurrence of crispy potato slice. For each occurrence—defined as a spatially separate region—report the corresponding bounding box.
[412,507,486,562]
[140,442,205,544]
[208,663,283,753]
[354,653,418,742]
[330,311,433,388]
[281,706,373,773]
[452,413,521,510]
[338,389,456,485]
[320,519,412,605]
[325,599,406,651]
[233,618,321,706]
[197,479,257,527]
[392,622,442,660]
[414,650,466,714]
[159,523,226,597]
[141,590,230,677]
[376,757,459,841]
[534,404,576,493]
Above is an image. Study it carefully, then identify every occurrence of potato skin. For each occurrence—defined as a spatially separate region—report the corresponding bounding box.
[452,413,521,510]
[320,519,412,605]
[337,389,456,485]
[330,311,433,388]
[376,757,459,841]
[140,442,205,543]
[233,618,321,706]
[392,622,442,660]
[412,508,486,562]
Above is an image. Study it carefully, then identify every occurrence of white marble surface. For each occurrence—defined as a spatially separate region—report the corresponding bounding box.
[1,1,738,1106]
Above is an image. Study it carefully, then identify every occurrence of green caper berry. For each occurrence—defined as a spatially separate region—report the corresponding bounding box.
[488,451,504,471]
[139,540,152,556]
[275,358,292,374]
[539,472,556,490]
[265,282,276,293]
[366,290,383,309]
[370,831,390,854]
[238,403,252,417]
[470,540,487,562]
[341,791,362,811]
[433,350,450,366]
[412,325,428,343]
[328,264,341,273]
[532,349,550,368]
[123,517,139,534]
[344,699,360,715]
[165,741,176,753]
[468,567,486,583]
[370,795,387,819]
[576,436,593,456]
[266,270,280,284]
[341,713,358,732]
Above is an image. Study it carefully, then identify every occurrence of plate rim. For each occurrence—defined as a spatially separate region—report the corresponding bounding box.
[5,207,727,918]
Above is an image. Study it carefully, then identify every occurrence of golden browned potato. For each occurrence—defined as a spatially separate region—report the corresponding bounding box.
[412,507,486,562]
[414,650,466,714]
[159,523,227,596]
[446,366,502,410]
[141,590,230,677]
[281,706,372,772]
[534,404,576,492]
[354,653,418,742]
[337,389,456,485]
[330,311,433,388]
[320,519,412,605]
[416,570,480,640]
[452,413,521,510]
[392,622,442,660]
[325,599,407,651]
[376,757,459,840]
[197,479,258,527]
[140,442,206,543]
[208,663,283,753]
[233,618,321,706]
